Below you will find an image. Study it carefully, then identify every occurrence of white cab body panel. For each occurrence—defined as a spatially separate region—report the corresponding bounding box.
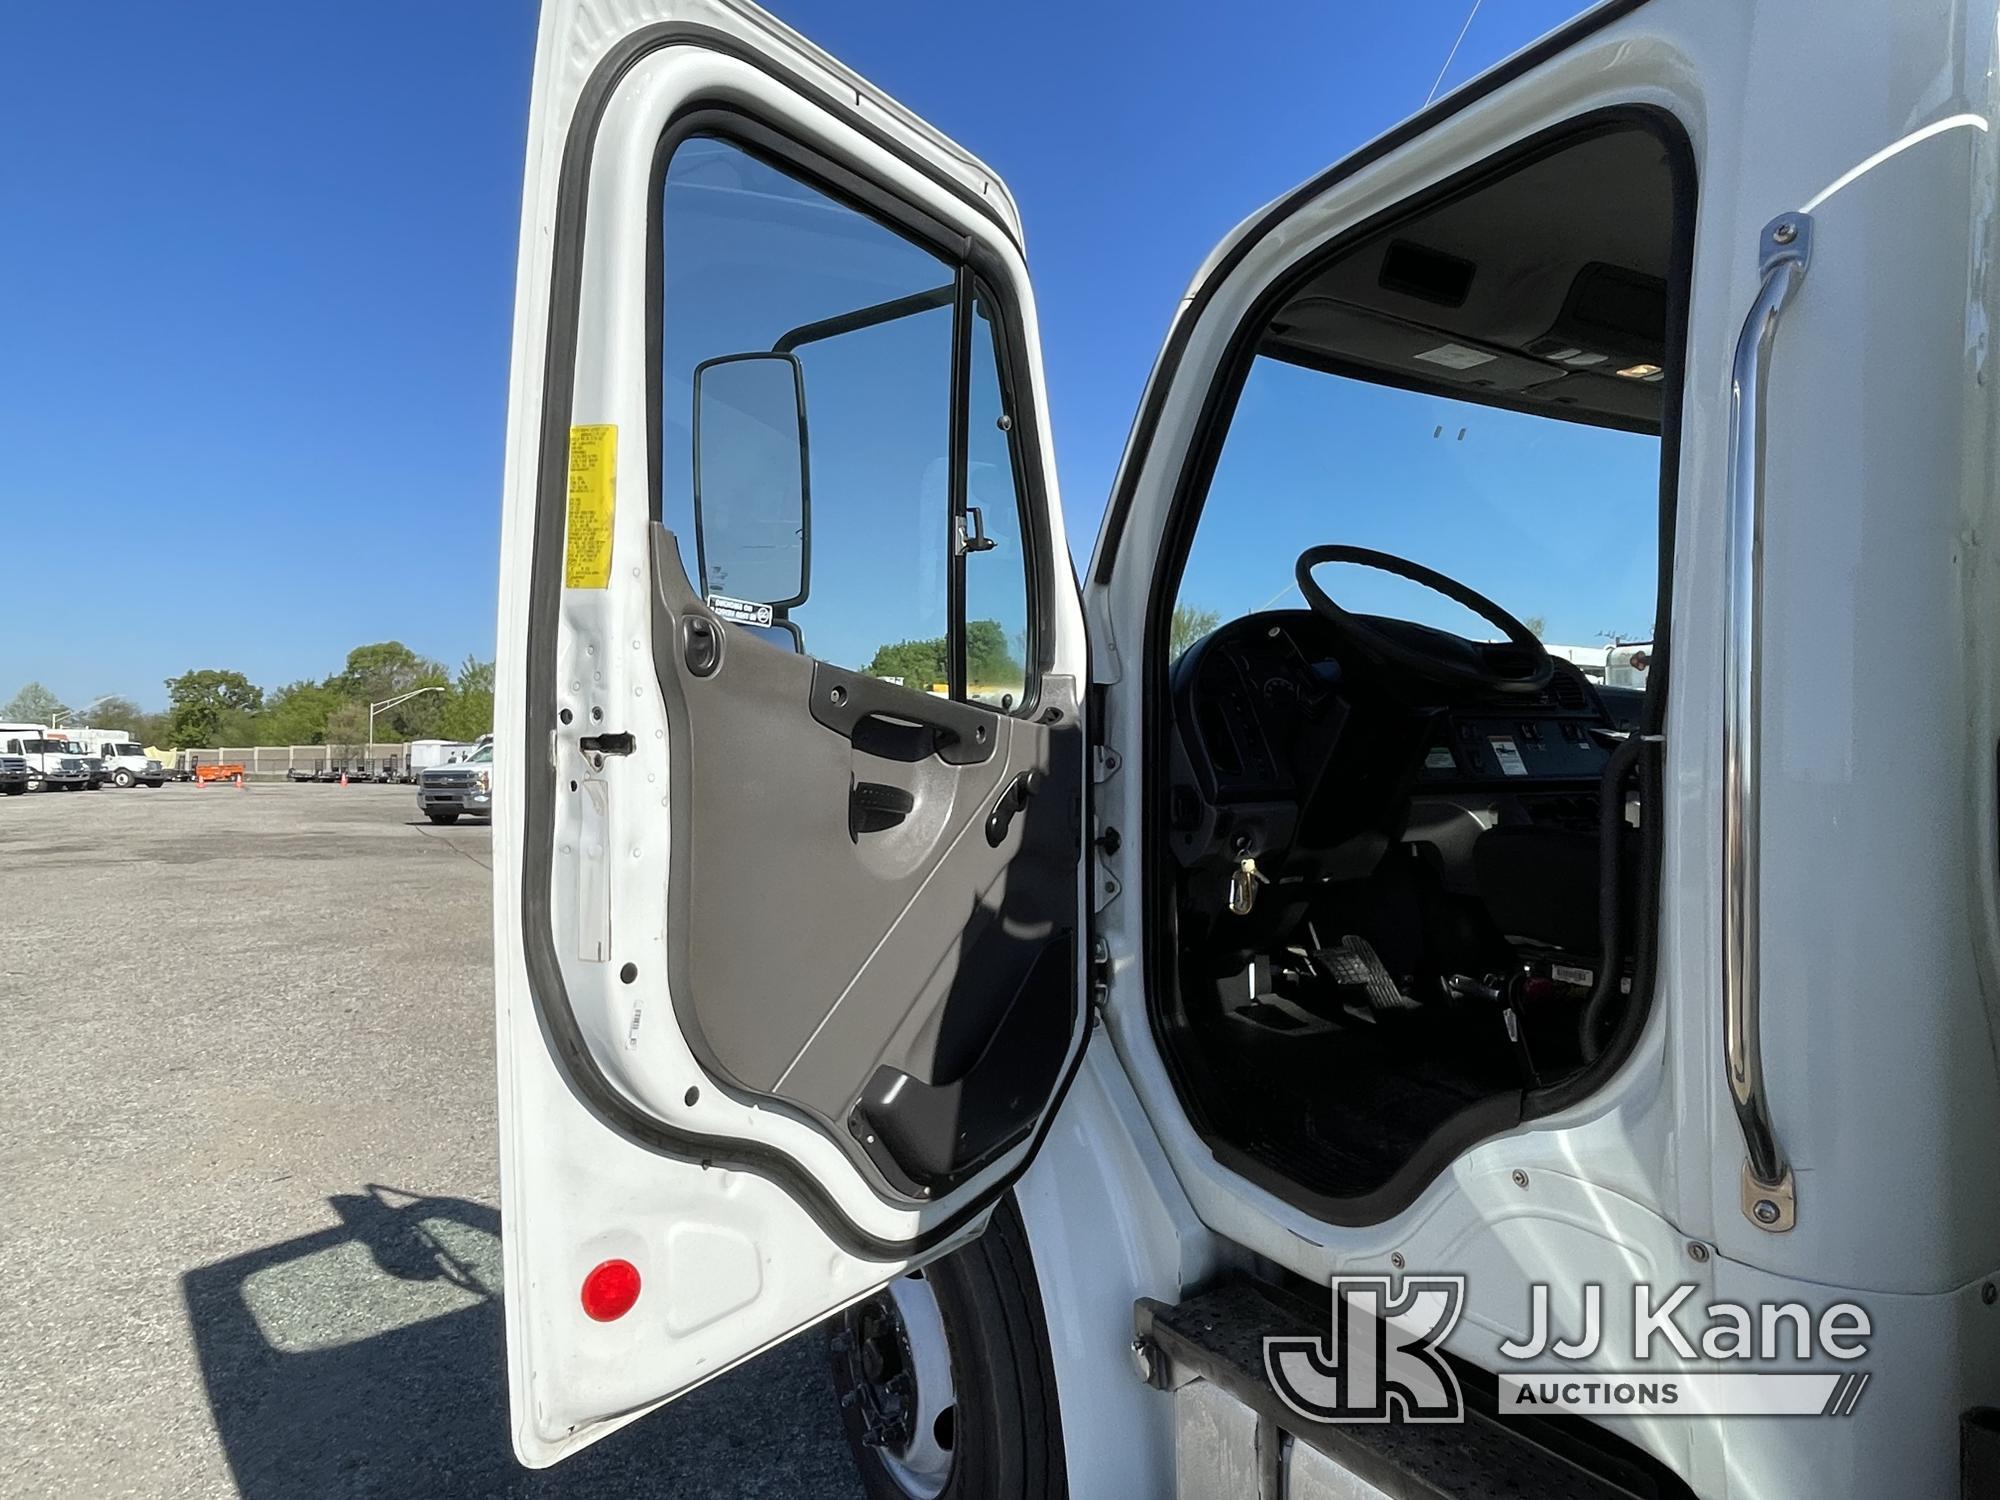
[1084,0,2000,1494]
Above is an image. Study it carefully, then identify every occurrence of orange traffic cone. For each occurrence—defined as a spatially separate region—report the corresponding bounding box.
[339,772,347,787]
[236,772,245,788]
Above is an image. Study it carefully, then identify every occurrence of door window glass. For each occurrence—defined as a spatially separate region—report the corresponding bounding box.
[658,134,1036,710]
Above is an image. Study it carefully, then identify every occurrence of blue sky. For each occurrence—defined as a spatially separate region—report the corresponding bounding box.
[0,0,1603,711]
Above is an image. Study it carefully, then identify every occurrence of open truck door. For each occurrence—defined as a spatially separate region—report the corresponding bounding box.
[493,0,1090,1465]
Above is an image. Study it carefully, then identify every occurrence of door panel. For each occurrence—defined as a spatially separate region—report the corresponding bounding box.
[648,526,1081,1190]
[494,0,1087,1466]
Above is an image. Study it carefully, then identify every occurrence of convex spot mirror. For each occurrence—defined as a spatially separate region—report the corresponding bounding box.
[692,352,811,620]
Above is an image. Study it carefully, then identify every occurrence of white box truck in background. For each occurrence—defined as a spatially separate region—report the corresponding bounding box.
[406,740,476,773]
[59,727,165,788]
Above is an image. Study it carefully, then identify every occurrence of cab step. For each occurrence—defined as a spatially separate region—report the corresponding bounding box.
[1133,1275,1693,1500]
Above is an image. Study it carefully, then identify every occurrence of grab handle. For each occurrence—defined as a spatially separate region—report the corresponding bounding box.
[1723,213,1812,1233]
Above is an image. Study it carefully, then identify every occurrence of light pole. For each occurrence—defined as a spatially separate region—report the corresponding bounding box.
[54,693,119,729]
[368,686,445,745]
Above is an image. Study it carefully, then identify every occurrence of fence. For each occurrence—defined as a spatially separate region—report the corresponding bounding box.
[179,743,418,776]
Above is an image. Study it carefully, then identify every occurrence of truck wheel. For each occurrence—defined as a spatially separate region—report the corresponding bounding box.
[829,1195,1066,1500]
[427,811,460,825]
[3,784,24,796]
[113,769,134,788]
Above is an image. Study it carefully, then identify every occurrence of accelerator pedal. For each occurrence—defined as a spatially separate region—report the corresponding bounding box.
[1318,934,1419,1012]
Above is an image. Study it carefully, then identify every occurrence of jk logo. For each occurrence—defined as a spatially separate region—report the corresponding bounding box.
[1266,1275,1466,1424]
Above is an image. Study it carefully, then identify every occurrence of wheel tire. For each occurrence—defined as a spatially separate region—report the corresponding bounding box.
[113,769,135,788]
[830,1195,1067,1500]
[3,785,24,796]
[427,811,460,825]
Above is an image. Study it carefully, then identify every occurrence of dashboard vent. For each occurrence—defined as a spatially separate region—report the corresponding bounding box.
[1548,666,1589,710]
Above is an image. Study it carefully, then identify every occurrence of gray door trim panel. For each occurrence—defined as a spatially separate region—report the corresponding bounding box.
[650,529,1082,1192]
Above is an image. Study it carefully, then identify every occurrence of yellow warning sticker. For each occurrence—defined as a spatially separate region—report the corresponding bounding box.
[564,424,617,589]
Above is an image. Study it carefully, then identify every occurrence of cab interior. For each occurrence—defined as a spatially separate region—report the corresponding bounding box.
[1155,119,1684,1219]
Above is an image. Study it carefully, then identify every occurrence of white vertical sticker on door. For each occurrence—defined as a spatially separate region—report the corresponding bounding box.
[1488,737,1528,776]
[576,777,611,962]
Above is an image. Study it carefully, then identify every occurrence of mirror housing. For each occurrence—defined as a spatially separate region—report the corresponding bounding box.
[692,352,811,610]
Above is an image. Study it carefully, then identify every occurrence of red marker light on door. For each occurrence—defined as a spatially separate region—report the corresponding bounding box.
[581,1258,641,1321]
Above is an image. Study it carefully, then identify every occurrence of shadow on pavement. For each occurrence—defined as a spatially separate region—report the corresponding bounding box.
[183,1185,864,1499]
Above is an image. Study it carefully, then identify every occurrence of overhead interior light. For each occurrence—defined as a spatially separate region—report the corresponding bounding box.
[1561,351,1608,367]
[1414,342,1497,371]
[1615,362,1663,379]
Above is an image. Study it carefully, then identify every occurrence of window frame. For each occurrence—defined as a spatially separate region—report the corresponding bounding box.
[1141,106,1697,1224]
[644,111,1048,716]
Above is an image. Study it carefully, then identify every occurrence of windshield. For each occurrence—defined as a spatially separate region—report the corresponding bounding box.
[112,742,143,756]
[1176,360,1660,654]
[464,746,493,765]
[23,738,59,752]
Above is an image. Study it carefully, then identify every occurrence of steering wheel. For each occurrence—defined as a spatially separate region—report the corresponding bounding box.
[1294,544,1554,696]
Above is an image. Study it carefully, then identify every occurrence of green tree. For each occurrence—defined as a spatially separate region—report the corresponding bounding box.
[163,669,263,748]
[1170,604,1221,658]
[965,619,1022,687]
[3,682,66,724]
[865,636,949,690]
[332,642,450,741]
[324,701,369,760]
[437,657,495,741]
[67,694,144,731]
[863,622,1020,694]
[260,680,347,745]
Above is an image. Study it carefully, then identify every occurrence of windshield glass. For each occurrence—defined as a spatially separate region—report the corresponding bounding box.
[112,742,143,756]
[1176,361,1659,655]
[464,746,493,764]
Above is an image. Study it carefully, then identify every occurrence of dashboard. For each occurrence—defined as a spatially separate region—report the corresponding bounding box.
[1168,610,1623,877]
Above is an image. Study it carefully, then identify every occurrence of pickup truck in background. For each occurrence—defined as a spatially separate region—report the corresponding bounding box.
[416,741,492,825]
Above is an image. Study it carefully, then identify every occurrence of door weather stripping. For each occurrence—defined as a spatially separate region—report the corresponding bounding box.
[1722,212,1812,1233]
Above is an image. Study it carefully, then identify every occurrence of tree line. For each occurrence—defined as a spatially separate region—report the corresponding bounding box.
[2,641,494,750]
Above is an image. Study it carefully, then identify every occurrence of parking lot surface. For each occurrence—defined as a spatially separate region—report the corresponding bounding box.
[0,783,865,1500]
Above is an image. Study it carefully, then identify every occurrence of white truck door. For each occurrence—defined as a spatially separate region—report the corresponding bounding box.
[493,0,1089,1466]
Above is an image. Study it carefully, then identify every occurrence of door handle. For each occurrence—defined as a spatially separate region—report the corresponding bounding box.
[1722,212,1812,1234]
[985,771,1041,846]
[849,780,915,838]
[808,663,999,767]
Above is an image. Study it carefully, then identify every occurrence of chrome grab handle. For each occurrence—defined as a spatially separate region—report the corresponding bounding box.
[1723,213,1812,1233]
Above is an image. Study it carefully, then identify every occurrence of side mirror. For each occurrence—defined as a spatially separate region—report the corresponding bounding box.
[692,352,811,612]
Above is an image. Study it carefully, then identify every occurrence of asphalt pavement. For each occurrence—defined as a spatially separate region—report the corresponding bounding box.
[0,782,866,1500]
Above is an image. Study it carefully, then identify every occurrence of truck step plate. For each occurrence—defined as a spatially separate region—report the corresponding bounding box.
[1135,1276,1690,1500]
